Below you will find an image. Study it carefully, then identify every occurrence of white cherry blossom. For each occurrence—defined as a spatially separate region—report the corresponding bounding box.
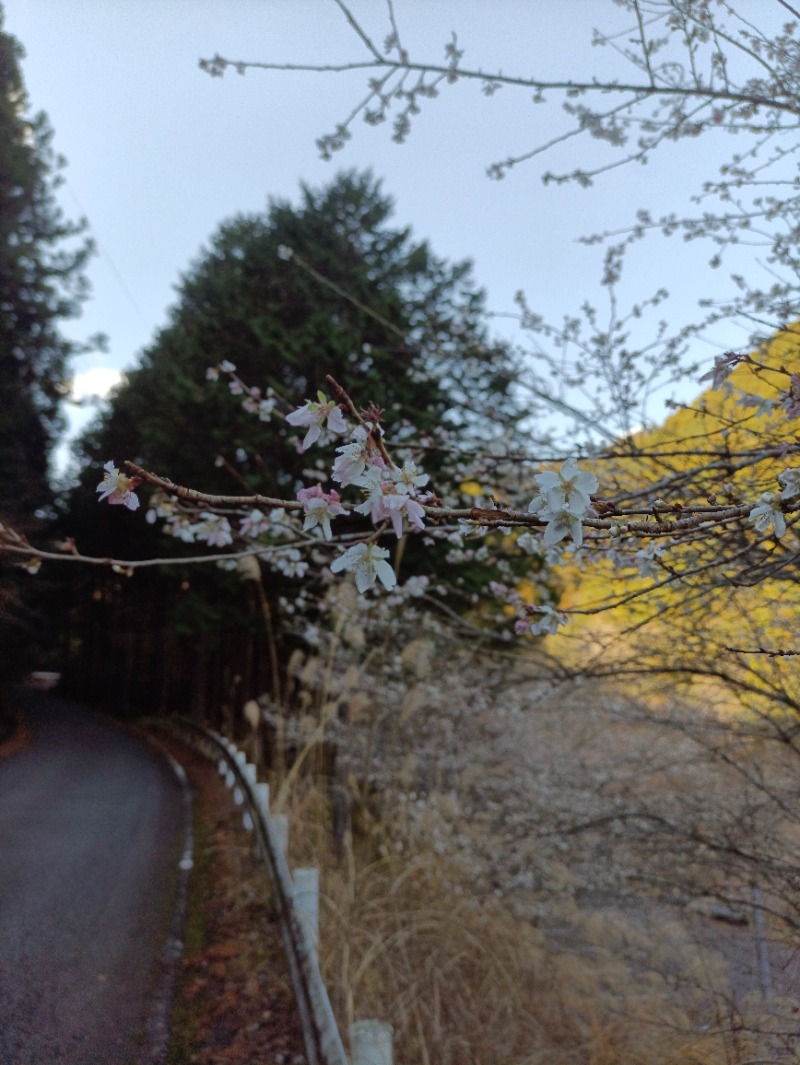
[286,393,347,450]
[526,605,568,636]
[330,542,397,592]
[194,512,234,548]
[296,485,345,540]
[633,541,664,580]
[96,461,140,511]
[530,457,598,514]
[778,467,800,501]
[239,509,271,538]
[332,425,385,486]
[528,457,597,548]
[390,459,429,495]
[749,493,786,538]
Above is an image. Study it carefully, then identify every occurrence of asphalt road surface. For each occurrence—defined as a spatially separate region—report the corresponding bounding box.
[0,688,187,1065]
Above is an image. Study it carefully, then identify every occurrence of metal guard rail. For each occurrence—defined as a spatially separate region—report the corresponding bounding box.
[164,718,348,1065]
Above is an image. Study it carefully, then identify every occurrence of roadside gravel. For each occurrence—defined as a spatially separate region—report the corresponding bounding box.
[156,732,307,1065]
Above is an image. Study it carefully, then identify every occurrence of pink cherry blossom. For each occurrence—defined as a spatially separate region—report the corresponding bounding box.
[354,469,426,538]
[96,461,140,511]
[332,425,386,486]
[239,509,271,538]
[296,485,345,540]
[698,351,745,390]
[286,395,348,450]
[195,512,234,548]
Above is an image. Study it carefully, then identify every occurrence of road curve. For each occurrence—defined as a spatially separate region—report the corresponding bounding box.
[0,688,186,1065]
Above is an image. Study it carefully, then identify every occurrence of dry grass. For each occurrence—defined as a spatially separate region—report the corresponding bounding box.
[252,638,800,1064]
[277,779,774,1065]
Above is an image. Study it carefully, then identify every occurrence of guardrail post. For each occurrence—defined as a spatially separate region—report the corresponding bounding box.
[273,812,289,861]
[169,720,352,1065]
[349,1019,393,1065]
[292,867,319,953]
[255,781,270,819]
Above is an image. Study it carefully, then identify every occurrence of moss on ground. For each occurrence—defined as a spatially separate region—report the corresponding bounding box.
[165,786,211,1065]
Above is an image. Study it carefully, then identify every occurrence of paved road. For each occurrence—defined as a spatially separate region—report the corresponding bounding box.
[0,688,186,1065]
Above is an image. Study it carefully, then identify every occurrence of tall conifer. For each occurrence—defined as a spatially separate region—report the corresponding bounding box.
[0,6,93,679]
[0,6,92,528]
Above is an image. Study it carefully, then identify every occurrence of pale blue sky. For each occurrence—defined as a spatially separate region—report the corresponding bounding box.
[5,1,774,471]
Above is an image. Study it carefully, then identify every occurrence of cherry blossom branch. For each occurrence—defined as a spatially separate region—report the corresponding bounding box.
[125,462,305,512]
[199,56,800,117]
[0,539,290,571]
[137,469,747,532]
[562,523,797,620]
[325,375,396,470]
[199,0,800,187]
[18,331,800,642]
[124,460,769,537]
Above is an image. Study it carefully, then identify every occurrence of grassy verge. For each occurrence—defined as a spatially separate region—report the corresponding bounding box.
[165,791,210,1065]
[158,735,306,1064]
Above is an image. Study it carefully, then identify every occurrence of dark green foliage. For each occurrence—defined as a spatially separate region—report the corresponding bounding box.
[0,9,92,525]
[72,171,525,575]
[64,171,532,708]
[0,6,93,678]
[79,171,519,500]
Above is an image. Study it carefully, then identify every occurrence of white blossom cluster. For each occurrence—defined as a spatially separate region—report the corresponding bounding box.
[89,348,800,641]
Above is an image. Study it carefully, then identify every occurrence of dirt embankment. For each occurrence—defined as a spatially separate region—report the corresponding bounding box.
[158,734,308,1065]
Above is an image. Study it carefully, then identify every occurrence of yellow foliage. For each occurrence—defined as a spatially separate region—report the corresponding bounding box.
[619,324,800,501]
[537,325,800,695]
[459,479,485,498]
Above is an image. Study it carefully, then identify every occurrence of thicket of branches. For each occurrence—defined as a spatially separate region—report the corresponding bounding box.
[5,1,796,627]
[0,4,797,713]
[3,4,800,1057]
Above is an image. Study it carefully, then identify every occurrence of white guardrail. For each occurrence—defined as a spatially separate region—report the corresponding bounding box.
[166,720,393,1065]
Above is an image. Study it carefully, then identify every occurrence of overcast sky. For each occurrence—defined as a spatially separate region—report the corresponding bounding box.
[6,0,777,472]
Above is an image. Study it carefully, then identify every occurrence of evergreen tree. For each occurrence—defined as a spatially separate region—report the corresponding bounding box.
[74,170,525,571]
[78,170,519,500]
[0,8,92,525]
[64,172,533,708]
[0,6,93,680]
